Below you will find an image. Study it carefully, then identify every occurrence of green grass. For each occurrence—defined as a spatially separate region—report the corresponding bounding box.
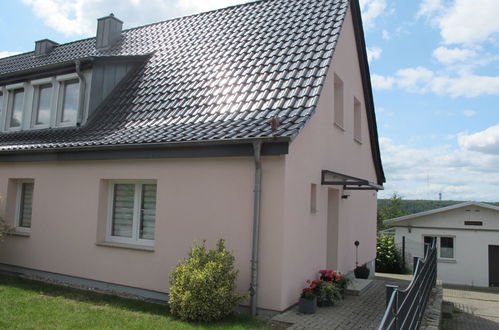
[0,274,277,330]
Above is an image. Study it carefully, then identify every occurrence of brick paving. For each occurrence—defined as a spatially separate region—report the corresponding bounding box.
[271,275,411,330]
[441,285,499,330]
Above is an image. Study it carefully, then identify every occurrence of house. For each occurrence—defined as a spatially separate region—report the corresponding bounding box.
[385,202,499,287]
[0,0,384,314]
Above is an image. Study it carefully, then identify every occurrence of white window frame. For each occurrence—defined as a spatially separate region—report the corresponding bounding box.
[15,179,34,233]
[55,73,81,127]
[4,83,27,132]
[422,235,455,260]
[30,77,56,129]
[106,180,157,246]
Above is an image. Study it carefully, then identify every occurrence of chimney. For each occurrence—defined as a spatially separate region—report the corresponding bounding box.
[35,39,59,56]
[96,13,123,50]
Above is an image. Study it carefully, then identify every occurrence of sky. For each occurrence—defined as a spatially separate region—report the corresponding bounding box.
[0,0,498,202]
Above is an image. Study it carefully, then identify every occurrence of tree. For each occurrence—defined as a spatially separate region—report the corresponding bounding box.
[377,193,407,231]
[0,217,13,241]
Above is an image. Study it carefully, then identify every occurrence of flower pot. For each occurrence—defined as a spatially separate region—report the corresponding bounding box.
[298,296,317,314]
[354,266,370,279]
[317,300,334,307]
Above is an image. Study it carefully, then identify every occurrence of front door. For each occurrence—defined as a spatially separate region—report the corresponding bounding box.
[489,245,499,287]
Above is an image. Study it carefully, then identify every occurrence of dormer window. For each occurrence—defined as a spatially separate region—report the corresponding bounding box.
[58,78,79,126]
[7,86,25,130]
[0,71,89,132]
[32,81,53,128]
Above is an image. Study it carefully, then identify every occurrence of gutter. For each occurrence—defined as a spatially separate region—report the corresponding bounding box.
[75,60,86,126]
[249,140,262,316]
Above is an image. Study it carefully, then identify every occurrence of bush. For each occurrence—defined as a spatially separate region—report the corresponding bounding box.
[376,235,404,273]
[169,239,245,322]
[0,217,12,240]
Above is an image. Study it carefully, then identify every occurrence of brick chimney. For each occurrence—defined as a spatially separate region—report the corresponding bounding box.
[35,39,58,56]
[96,13,123,50]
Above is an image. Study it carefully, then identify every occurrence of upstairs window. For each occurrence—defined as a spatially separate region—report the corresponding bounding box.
[354,97,362,143]
[58,79,79,125]
[334,74,344,129]
[8,88,25,130]
[32,83,53,127]
[0,72,87,132]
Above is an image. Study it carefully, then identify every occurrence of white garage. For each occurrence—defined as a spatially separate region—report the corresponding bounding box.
[385,202,499,287]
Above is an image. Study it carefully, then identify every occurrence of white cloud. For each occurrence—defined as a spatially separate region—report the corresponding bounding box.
[372,67,499,97]
[432,46,477,65]
[371,74,394,90]
[359,0,387,29]
[418,0,499,45]
[459,124,499,155]
[22,0,251,37]
[366,46,382,62]
[0,51,21,59]
[379,136,499,201]
[417,0,443,18]
[463,110,476,117]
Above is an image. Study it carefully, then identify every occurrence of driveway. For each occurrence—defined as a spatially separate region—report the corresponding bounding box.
[441,284,499,330]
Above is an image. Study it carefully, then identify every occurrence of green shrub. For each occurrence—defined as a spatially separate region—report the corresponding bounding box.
[376,235,404,274]
[169,239,245,322]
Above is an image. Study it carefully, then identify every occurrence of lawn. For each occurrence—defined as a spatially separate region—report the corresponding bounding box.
[0,274,281,329]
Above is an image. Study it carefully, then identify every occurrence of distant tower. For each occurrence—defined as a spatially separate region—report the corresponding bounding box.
[439,192,442,201]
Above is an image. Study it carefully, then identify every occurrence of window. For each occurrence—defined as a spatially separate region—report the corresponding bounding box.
[8,88,25,129]
[33,83,53,127]
[310,183,317,213]
[15,180,34,232]
[107,182,157,245]
[333,74,344,128]
[440,237,454,259]
[423,236,454,260]
[0,72,86,132]
[354,97,362,142]
[58,79,79,125]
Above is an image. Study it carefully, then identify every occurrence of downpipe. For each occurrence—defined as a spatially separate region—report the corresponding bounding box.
[249,141,262,316]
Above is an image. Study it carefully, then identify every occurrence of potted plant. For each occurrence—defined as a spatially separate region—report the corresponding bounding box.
[317,281,342,307]
[354,263,370,279]
[298,285,317,314]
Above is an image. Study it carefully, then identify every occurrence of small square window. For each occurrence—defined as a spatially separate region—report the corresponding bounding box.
[440,237,454,259]
[15,180,34,231]
[107,181,157,245]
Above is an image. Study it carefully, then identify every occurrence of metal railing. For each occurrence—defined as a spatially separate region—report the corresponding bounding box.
[378,238,437,330]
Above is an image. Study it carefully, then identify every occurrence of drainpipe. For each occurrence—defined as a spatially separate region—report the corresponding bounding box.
[75,60,86,126]
[249,140,262,316]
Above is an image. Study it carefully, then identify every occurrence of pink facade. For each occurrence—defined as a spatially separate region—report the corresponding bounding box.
[0,7,380,312]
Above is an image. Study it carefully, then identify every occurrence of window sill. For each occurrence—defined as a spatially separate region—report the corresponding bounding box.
[438,258,456,264]
[8,230,31,237]
[334,122,345,131]
[354,137,362,145]
[96,241,155,252]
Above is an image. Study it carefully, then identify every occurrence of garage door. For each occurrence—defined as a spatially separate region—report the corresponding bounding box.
[489,245,499,287]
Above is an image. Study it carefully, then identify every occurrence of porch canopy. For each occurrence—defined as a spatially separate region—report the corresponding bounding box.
[321,170,383,191]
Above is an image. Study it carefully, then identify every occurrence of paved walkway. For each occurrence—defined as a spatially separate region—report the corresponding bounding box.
[271,275,411,330]
[441,284,499,330]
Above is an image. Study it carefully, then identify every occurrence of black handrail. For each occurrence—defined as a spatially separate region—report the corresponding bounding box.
[378,238,437,330]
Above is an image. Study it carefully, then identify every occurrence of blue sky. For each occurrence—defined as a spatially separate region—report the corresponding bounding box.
[1,0,498,201]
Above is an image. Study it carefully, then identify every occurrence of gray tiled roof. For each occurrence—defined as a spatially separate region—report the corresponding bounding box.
[0,0,349,151]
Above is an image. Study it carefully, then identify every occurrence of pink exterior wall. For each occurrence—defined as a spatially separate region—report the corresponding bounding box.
[0,156,286,310]
[279,8,378,309]
[0,7,380,313]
